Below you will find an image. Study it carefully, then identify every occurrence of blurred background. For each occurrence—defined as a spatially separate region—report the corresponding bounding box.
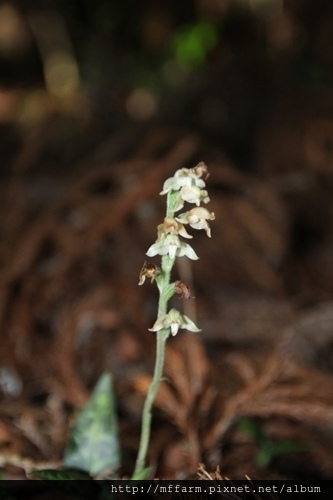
[1,0,333,480]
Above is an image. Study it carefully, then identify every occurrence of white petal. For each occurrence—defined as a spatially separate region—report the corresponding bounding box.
[148,319,163,332]
[146,243,160,257]
[170,322,179,336]
[188,207,212,222]
[168,244,177,259]
[180,185,201,204]
[189,220,211,237]
[182,314,201,332]
[200,192,210,204]
[160,177,178,194]
[177,243,199,260]
[178,225,193,239]
[174,168,192,179]
[146,241,164,257]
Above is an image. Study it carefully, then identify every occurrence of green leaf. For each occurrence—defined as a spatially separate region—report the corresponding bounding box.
[64,372,121,477]
[29,469,91,480]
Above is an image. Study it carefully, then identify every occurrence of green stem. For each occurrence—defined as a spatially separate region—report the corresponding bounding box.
[133,195,176,478]
[133,327,169,477]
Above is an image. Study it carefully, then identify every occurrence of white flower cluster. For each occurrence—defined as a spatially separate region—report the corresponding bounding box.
[141,162,214,336]
[146,162,215,260]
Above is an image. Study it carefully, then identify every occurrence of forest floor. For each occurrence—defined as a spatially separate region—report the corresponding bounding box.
[1,89,333,480]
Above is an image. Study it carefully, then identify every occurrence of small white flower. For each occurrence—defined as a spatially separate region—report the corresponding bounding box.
[146,234,198,260]
[160,168,205,195]
[149,308,201,336]
[146,234,180,259]
[180,185,210,206]
[157,218,192,239]
[176,207,215,237]
[174,168,206,186]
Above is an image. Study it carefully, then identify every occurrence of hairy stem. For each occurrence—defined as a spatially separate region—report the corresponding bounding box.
[133,196,175,477]
[133,326,169,477]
